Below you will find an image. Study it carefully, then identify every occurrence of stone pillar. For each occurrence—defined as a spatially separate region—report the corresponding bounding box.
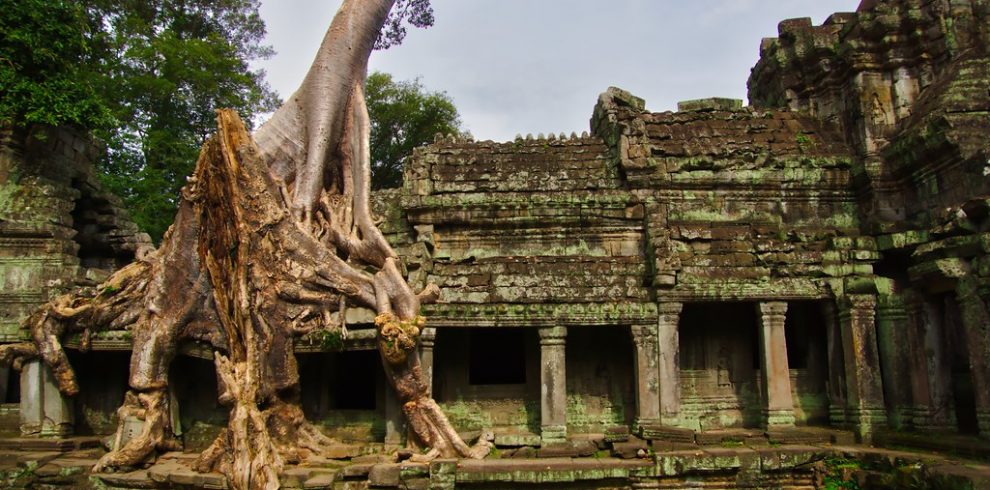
[903,294,934,430]
[955,278,990,436]
[657,302,682,426]
[875,296,913,429]
[538,326,567,443]
[630,323,660,434]
[757,302,796,428]
[822,301,847,427]
[420,327,437,396]
[0,366,9,403]
[838,295,887,441]
[384,383,405,446]
[903,293,954,431]
[20,360,73,437]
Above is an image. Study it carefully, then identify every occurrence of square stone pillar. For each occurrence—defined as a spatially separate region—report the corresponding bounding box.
[903,292,954,431]
[822,301,848,427]
[384,382,405,446]
[838,295,887,442]
[630,323,660,433]
[757,302,796,428]
[903,294,934,430]
[0,367,9,403]
[538,326,567,443]
[657,302,682,426]
[955,278,990,436]
[419,327,437,396]
[20,360,73,437]
[875,296,913,429]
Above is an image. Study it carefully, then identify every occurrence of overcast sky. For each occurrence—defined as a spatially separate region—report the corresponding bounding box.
[255,1,861,142]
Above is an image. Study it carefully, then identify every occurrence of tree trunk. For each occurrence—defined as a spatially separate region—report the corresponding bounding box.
[0,1,490,488]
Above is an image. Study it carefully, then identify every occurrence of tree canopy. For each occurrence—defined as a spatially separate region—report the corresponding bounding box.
[0,1,113,129]
[366,71,464,189]
[1,0,280,243]
[93,0,280,243]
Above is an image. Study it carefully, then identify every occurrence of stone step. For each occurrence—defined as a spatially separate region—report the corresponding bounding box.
[0,436,101,452]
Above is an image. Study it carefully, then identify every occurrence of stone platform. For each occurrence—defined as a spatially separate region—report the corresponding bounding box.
[2,438,989,489]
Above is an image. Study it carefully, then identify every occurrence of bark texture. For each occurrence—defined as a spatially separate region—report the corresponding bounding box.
[0,1,489,488]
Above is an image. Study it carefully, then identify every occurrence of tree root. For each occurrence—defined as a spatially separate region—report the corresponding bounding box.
[194,356,339,489]
[404,397,493,460]
[0,342,38,371]
[93,388,180,472]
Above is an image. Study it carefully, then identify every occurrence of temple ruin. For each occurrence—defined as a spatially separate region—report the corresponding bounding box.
[1,0,989,487]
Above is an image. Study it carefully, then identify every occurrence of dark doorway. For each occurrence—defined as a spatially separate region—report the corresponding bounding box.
[469,329,526,385]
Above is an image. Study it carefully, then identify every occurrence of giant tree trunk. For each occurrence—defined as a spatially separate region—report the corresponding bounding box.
[0,1,490,488]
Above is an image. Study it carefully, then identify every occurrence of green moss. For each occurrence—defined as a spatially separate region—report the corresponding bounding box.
[795,132,816,153]
[316,329,344,351]
[823,457,862,490]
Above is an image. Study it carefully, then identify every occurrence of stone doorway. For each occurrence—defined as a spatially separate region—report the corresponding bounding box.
[68,350,130,436]
[565,326,635,434]
[938,294,980,435]
[678,302,762,431]
[431,328,540,435]
[298,351,387,442]
[784,301,830,426]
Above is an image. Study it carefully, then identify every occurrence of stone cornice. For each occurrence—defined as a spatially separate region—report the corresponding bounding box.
[421,302,658,327]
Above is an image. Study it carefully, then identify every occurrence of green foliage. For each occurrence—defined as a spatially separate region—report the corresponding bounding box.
[795,132,816,153]
[316,329,344,352]
[823,457,862,490]
[366,71,465,189]
[2,0,279,242]
[92,0,280,242]
[0,1,114,129]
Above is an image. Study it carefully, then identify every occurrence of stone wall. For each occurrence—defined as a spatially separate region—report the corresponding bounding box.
[2,0,990,455]
[393,83,880,437]
[748,0,990,437]
[0,125,153,342]
[0,124,153,434]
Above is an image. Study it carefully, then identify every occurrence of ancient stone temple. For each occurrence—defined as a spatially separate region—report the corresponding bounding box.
[1,0,990,487]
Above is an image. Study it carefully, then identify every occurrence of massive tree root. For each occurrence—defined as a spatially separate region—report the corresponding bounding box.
[1,54,488,490]
[0,1,490,488]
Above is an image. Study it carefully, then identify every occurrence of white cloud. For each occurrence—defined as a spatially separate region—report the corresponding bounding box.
[255,0,861,141]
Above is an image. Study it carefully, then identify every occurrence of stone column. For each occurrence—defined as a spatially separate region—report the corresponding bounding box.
[657,302,682,426]
[0,366,9,403]
[384,383,405,446]
[757,302,796,428]
[822,301,847,427]
[955,278,990,435]
[630,323,660,434]
[20,360,73,437]
[539,326,567,444]
[903,294,934,430]
[903,293,954,431]
[420,327,437,396]
[838,295,887,441]
[875,296,913,429]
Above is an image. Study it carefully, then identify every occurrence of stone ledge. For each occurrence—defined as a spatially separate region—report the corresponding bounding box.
[677,98,744,112]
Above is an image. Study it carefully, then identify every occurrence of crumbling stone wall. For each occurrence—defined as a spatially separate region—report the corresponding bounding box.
[749,0,990,436]
[3,0,990,455]
[0,125,153,341]
[0,124,153,434]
